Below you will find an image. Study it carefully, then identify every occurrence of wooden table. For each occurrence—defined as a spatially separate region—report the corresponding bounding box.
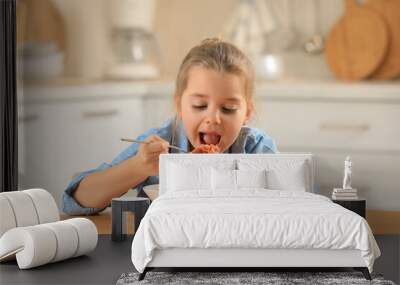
[62,208,400,235]
[367,210,400,235]
[61,208,135,234]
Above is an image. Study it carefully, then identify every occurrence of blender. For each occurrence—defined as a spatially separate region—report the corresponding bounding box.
[107,0,160,79]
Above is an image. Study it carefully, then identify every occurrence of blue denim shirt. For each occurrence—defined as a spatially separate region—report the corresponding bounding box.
[62,117,277,215]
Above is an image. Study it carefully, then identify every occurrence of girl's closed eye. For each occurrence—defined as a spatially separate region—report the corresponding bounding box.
[192,104,207,110]
[221,106,238,114]
[192,104,238,114]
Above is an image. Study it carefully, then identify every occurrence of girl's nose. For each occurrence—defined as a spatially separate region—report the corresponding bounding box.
[205,109,221,125]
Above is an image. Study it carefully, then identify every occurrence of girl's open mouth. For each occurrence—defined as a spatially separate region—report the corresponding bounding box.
[199,132,221,145]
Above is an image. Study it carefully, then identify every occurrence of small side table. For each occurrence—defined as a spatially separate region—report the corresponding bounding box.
[111,197,150,242]
[332,198,366,218]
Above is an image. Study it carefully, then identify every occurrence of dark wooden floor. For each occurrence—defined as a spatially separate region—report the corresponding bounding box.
[0,235,398,285]
[374,235,400,284]
[0,236,135,285]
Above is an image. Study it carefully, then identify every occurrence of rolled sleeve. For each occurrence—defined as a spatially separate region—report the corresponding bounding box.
[62,162,111,215]
[61,124,168,216]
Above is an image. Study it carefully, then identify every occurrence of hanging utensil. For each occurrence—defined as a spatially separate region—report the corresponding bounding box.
[304,0,325,54]
[264,0,298,52]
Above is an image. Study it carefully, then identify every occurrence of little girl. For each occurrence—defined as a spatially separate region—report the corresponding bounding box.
[63,38,277,215]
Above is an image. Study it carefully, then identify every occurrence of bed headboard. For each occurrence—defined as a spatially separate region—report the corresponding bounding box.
[159,153,315,195]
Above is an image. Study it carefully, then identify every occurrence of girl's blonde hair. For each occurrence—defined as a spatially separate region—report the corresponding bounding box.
[174,38,255,110]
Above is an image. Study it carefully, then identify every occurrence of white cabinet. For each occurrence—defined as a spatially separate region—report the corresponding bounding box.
[251,89,400,211]
[68,99,144,169]
[19,81,400,211]
[18,103,44,189]
[254,100,400,152]
[19,102,69,209]
[20,96,143,209]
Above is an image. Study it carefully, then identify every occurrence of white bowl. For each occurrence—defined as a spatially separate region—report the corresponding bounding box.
[23,51,64,80]
[143,184,159,201]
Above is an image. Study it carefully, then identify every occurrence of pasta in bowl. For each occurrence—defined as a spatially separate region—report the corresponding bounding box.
[191,144,220,154]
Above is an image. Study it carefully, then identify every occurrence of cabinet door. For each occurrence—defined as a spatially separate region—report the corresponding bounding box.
[253,100,400,152]
[17,100,28,184]
[18,103,44,190]
[21,98,143,210]
[106,98,145,157]
[72,100,128,169]
[21,102,69,210]
[251,99,400,211]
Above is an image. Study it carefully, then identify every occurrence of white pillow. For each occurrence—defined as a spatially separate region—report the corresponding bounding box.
[237,169,268,189]
[167,162,211,192]
[211,169,268,190]
[238,159,309,191]
[266,162,307,191]
[211,168,236,190]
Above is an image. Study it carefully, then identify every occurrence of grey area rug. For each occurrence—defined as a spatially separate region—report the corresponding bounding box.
[116,271,396,285]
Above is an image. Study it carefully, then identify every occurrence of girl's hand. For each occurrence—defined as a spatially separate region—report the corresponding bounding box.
[135,135,169,176]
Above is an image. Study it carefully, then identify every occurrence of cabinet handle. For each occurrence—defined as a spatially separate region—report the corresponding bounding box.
[320,122,370,132]
[18,114,40,123]
[82,109,119,118]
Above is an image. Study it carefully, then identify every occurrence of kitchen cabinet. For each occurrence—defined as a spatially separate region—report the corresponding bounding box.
[19,80,400,211]
[251,82,400,211]
[255,101,400,152]
[19,93,144,209]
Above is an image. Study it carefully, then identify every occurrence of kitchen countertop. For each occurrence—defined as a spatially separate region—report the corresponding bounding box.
[19,78,400,103]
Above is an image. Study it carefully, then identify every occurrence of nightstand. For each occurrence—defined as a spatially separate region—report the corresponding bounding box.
[332,198,366,218]
[111,197,150,242]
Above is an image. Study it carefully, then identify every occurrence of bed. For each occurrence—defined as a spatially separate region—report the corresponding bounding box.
[131,153,380,281]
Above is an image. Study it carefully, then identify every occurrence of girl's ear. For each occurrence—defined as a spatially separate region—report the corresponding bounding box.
[244,102,254,125]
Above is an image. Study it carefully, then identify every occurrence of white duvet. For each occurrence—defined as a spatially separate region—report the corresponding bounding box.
[131,190,380,273]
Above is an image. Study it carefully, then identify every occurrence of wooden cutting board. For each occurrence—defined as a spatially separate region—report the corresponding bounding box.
[325,0,389,80]
[366,0,400,80]
[18,0,66,51]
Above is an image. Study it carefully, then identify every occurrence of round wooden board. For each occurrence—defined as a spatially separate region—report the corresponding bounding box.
[367,0,400,80]
[22,0,66,51]
[325,0,389,80]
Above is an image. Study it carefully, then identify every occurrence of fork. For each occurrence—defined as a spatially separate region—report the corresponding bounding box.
[120,138,188,153]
